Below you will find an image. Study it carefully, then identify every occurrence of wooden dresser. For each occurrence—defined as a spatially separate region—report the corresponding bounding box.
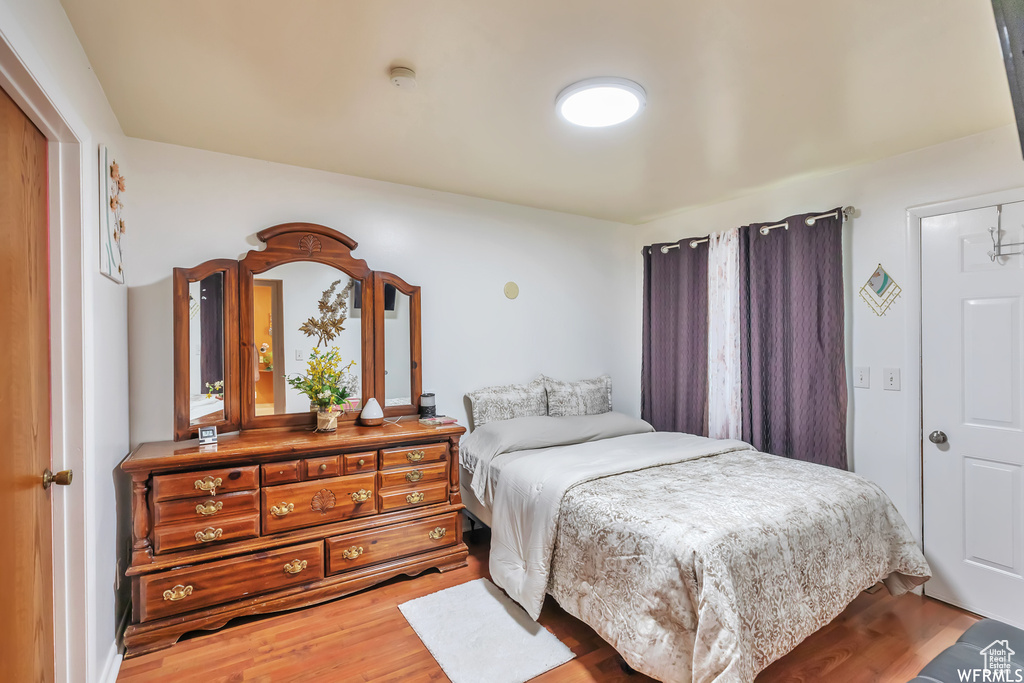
[122,420,467,656]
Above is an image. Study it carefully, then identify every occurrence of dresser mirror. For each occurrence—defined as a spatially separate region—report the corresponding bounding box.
[173,223,422,439]
[172,260,240,440]
[251,263,364,417]
[377,272,421,416]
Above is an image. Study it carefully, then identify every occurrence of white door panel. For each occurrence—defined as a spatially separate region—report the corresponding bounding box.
[923,202,1024,627]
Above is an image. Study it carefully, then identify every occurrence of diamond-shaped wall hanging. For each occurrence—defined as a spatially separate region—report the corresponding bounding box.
[859,264,902,316]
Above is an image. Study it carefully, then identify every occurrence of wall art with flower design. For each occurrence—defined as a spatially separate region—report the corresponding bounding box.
[99,144,127,283]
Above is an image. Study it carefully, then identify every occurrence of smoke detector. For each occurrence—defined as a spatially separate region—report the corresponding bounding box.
[390,67,417,91]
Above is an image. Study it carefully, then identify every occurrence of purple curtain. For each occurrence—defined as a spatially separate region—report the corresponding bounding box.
[642,241,708,435]
[739,209,847,469]
[199,272,225,388]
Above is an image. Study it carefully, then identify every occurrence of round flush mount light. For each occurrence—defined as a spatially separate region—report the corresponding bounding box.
[556,77,646,127]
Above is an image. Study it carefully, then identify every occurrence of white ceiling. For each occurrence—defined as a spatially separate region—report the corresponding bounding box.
[60,0,1014,224]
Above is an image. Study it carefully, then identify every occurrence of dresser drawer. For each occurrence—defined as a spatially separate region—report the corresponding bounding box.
[262,460,301,486]
[306,455,341,479]
[152,466,259,502]
[378,462,447,489]
[343,451,377,475]
[326,512,459,574]
[262,473,377,534]
[153,491,259,526]
[152,514,260,554]
[377,481,448,513]
[380,443,447,470]
[138,541,324,622]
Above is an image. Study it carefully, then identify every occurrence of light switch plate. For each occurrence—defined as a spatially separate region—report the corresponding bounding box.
[295,349,306,362]
[883,367,901,391]
[853,367,870,389]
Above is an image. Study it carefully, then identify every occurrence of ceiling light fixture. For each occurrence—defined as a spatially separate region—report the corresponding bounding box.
[556,77,646,127]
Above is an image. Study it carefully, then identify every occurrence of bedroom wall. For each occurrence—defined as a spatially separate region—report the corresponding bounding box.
[634,124,1024,544]
[124,137,639,446]
[0,1,129,681]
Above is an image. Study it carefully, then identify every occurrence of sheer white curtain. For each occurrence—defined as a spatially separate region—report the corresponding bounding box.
[707,228,742,439]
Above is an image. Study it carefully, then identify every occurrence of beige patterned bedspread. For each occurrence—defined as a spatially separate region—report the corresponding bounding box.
[546,449,931,683]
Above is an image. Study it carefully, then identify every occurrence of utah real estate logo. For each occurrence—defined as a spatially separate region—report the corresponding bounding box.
[958,639,1022,682]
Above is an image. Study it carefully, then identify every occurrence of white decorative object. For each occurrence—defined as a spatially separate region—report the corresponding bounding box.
[359,397,384,426]
[398,579,575,683]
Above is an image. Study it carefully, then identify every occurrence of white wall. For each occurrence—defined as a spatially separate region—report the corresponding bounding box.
[0,1,129,682]
[635,124,1024,544]
[124,138,639,445]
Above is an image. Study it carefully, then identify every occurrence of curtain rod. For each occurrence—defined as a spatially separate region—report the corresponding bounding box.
[654,206,854,253]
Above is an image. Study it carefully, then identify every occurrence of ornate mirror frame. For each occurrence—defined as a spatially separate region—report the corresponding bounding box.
[374,272,422,418]
[172,260,240,441]
[172,222,424,439]
[239,223,374,430]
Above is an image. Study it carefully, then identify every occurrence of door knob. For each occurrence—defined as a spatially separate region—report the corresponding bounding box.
[42,468,73,489]
[928,431,948,445]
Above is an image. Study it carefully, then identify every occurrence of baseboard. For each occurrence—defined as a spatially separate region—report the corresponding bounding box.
[98,640,122,683]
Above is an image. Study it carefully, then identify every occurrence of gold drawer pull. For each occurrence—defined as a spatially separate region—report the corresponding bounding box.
[428,527,447,540]
[406,450,425,462]
[270,502,294,518]
[319,463,328,472]
[342,546,363,560]
[196,501,223,516]
[406,470,423,483]
[357,458,365,467]
[195,527,223,543]
[162,584,193,602]
[406,492,425,504]
[350,489,372,503]
[194,476,222,495]
[283,559,308,575]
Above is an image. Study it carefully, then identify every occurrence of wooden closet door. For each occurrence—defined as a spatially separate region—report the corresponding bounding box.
[0,84,55,681]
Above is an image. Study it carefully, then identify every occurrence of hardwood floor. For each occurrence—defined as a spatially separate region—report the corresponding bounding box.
[118,531,978,683]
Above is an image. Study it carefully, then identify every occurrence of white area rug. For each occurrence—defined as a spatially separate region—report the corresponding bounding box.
[398,578,575,683]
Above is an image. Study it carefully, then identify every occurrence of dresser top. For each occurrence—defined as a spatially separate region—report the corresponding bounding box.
[123,418,466,473]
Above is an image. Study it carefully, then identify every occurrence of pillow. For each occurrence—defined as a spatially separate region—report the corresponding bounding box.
[466,377,547,428]
[542,374,612,417]
[461,412,654,472]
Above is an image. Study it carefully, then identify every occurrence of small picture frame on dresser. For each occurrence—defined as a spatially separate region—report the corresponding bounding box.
[197,426,218,446]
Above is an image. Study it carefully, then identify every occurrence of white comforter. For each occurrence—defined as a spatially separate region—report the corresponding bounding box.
[489,431,750,619]
[482,426,931,682]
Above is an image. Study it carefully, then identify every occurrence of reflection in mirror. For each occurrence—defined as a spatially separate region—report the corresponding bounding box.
[253,262,363,416]
[384,287,412,406]
[189,272,226,425]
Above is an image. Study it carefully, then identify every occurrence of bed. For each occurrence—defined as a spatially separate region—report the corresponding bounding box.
[459,408,931,683]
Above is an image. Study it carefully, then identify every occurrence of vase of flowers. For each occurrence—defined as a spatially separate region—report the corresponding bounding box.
[286,347,357,432]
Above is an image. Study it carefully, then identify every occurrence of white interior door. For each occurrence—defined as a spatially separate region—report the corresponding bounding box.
[922,202,1024,627]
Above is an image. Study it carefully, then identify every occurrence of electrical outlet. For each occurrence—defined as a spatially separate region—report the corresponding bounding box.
[853,367,870,389]
[295,349,306,362]
[883,367,901,391]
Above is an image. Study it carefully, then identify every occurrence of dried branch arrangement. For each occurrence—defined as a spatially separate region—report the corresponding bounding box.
[300,278,356,347]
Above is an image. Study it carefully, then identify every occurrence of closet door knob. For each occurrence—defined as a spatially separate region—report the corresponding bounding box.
[42,469,73,489]
[928,430,948,444]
